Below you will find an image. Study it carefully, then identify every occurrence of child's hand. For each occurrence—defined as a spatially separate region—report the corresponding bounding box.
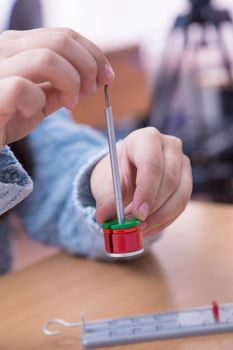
[91,128,192,236]
[0,28,115,148]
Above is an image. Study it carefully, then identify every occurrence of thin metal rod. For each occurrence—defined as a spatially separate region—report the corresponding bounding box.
[104,85,110,107]
[104,85,124,224]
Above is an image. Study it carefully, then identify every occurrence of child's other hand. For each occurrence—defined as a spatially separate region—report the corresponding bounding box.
[91,128,192,236]
[0,28,115,148]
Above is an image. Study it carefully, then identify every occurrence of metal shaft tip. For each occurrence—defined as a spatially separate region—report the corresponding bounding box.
[104,85,110,108]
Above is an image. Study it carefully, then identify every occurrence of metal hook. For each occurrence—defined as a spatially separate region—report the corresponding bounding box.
[43,318,82,336]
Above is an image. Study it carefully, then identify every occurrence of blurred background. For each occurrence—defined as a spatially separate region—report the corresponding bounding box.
[2,0,233,203]
[1,0,233,268]
[46,0,233,204]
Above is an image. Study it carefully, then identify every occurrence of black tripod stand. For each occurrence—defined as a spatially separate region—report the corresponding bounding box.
[175,0,231,29]
[148,0,233,202]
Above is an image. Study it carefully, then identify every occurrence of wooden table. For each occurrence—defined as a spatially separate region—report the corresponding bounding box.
[1,201,233,350]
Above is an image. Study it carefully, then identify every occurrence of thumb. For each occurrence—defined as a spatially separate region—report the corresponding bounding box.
[95,195,117,224]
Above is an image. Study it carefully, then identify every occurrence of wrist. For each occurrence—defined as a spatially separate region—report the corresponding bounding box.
[90,152,112,205]
[90,157,103,199]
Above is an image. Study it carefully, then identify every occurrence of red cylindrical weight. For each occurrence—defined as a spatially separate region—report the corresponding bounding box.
[103,219,143,258]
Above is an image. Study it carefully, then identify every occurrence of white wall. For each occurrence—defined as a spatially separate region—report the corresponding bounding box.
[41,0,233,51]
[41,0,188,51]
[0,0,16,32]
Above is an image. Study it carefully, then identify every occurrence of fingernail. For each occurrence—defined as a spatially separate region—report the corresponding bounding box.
[137,202,149,221]
[105,63,115,82]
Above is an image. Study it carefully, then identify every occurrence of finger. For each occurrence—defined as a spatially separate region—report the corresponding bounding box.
[95,194,117,224]
[125,127,165,221]
[66,30,115,86]
[143,155,192,235]
[0,76,45,126]
[39,82,63,116]
[0,28,115,91]
[22,30,99,96]
[149,135,183,213]
[142,215,178,237]
[0,48,80,110]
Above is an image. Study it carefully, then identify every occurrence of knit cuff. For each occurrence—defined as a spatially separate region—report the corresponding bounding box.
[73,147,109,231]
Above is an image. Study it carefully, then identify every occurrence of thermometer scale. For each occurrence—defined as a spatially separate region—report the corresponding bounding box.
[43,302,233,348]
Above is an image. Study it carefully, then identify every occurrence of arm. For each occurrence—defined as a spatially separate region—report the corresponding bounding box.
[0,27,114,154]
[16,108,192,259]
[16,109,109,258]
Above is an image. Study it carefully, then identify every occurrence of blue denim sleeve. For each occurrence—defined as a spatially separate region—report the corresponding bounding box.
[0,218,12,274]
[0,145,33,215]
[16,109,109,259]
[0,145,33,274]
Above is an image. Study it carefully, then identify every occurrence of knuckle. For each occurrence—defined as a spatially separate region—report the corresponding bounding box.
[93,45,105,62]
[80,59,97,93]
[37,48,55,68]
[8,76,28,98]
[131,127,161,143]
[169,135,183,150]
[59,27,77,39]
[65,70,80,91]
[147,156,163,175]
[144,126,161,139]
[165,166,180,192]
[52,31,70,51]
[87,59,97,78]
[81,56,97,81]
